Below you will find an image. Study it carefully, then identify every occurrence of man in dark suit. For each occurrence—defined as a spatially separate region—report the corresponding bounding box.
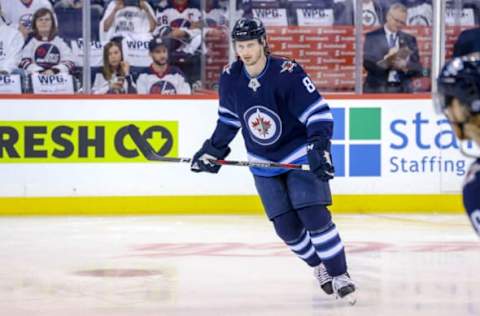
[453,27,480,57]
[363,3,422,93]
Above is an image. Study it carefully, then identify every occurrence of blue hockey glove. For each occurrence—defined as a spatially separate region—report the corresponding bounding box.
[191,139,231,173]
[307,139,335,181]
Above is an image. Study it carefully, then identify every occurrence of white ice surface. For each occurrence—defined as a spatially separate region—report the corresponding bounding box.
[0,215,479,316]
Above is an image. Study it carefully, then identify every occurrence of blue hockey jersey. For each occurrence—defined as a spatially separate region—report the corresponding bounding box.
[210,55,333,177]
[463,159,480,237]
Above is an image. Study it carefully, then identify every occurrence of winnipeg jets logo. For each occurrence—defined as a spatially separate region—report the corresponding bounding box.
[251,110,272,138]
[280,60,297,73]
[248,78,261,92]
[363,9,377,26]
[244,106,282,146]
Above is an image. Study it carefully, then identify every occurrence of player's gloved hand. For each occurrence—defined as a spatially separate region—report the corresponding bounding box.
[307,138,335,181]
[191,139,231,173]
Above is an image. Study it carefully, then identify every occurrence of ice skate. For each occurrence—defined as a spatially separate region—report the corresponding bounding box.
[332,273,357,305]
[313,263,333,295]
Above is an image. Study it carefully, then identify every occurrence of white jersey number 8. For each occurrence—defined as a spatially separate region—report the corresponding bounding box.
[302,76,316,93]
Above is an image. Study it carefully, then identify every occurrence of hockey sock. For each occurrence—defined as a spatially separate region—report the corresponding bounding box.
[272,211,322,267]
[298,205,347,277]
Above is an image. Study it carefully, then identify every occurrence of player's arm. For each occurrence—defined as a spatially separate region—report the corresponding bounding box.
[287,63,334,181]
[191,70,240,173]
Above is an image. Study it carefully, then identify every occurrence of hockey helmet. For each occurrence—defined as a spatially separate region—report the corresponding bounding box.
[436,52,480,116]
[231,17,266,42]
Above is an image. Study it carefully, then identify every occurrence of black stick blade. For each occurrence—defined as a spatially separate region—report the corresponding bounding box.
[126,124,155,160]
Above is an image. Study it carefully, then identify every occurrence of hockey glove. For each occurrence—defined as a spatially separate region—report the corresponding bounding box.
[191,139,231,173]
[307,138,335,181]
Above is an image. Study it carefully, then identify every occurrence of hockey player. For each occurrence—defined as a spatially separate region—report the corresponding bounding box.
[136,36,191,95]
[19,8,74,75]
[190,17,356,302]
[436,53,480,237]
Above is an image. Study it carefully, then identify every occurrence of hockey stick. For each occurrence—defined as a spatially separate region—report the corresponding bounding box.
[127,124,310,170]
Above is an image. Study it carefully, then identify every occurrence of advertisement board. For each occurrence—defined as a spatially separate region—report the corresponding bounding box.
[0,96,466,214]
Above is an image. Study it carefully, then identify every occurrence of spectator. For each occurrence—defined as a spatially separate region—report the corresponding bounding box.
[446,0,480,26]
[204,0,228,30]
[92,40,136,94]
[404,0,432,26]
[154,0,203,89]
[100,0,156,42]
[453,27,480,57]
[0,4,25,74]
[0,0,54,38]
[375,0,432,26]
[363,3,422,93]
[154,0,203,55]
[136,36,191,94]
[337,0,385,26]
[19,8,74,75]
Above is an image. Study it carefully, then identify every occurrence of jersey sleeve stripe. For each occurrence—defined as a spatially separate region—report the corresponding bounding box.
[247,145,307,164]
[299,98,329,124]
[306,112,334,126]
[218,116,241,128]
[218,106,239,119]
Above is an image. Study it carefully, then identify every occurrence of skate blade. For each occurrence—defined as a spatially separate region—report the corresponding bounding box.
[336,292,357,305]
[336,288,357,305]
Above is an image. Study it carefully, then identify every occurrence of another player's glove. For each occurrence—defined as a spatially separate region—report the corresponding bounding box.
[191,139,231,173]
[307,138,335,181]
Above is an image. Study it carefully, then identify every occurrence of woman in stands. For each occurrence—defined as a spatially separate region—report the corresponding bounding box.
[92,40,136,94]
[19,8,74,75]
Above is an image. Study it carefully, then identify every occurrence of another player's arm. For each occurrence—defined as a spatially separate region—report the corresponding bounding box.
[463,164,480,237]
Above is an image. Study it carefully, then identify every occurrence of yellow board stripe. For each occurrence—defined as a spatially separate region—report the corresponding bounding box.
[0,195,463,216]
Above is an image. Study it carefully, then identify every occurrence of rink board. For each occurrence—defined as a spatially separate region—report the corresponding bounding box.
[0,95,469,214]
[0,194,463,215]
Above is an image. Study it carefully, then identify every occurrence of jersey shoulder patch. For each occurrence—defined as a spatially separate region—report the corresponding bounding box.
[221,60,242,76]
[269,55,304,76]
[280,60,297,74]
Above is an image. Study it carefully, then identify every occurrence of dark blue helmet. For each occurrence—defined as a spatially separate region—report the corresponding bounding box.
[231,17,266,41]
[436,53,480,115]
